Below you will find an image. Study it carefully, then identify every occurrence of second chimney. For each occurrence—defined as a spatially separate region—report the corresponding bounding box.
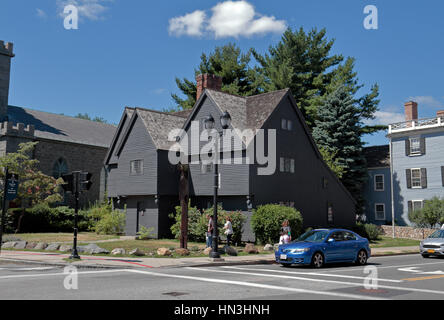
[196,74,222,101]
[405,101,418,122]
[437,110,444,118]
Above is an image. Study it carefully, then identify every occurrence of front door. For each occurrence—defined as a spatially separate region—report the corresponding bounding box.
[136,201,144,234]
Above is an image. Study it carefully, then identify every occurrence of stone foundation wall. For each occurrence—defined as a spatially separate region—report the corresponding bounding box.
[380,225,437,240]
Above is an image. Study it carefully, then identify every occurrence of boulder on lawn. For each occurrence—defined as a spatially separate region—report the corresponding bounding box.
[14,241,27,250]
[175,248,190,256]
[59,245,72,253]
[26,242,38,249]
[46,243,61,251]
[224,246,238,256]
[129,248,145,256]
[111,248,126,256]
[34,242,48,250]
[203,247,212,255]
[1,242,17,249]
[245,243,259,254]
[263,244,274,251]
[77,243,109,255]
[157,248,171,256]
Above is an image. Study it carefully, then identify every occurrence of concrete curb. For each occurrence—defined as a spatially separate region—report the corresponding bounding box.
[0,257,133,270]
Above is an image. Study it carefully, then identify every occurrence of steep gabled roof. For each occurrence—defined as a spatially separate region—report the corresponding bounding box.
[8,105,116,148]
[104,107,134,164]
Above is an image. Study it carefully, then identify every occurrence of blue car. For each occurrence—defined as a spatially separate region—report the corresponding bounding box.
[275,229,371,268]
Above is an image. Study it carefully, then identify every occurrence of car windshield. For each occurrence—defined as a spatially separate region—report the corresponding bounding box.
[428,230,444,239]
[296,230,330,243]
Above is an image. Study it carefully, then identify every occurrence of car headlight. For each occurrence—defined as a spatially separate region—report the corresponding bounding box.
[289,248,310,254]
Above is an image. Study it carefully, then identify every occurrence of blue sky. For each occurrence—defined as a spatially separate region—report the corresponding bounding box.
[1,0,443,146]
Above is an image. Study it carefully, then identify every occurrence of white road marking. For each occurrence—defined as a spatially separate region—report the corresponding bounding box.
[125,269,384,300]
[188,267,444,297]
[222,266,403,283]
[317,260,444,273]
[14,267,57,271]
[398,267,444,275]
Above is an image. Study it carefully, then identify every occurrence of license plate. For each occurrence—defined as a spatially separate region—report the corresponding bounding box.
[428,249,435,254]
[280,254,287,260]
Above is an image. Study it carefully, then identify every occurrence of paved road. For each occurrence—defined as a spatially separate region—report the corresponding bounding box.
[0,254,444,300]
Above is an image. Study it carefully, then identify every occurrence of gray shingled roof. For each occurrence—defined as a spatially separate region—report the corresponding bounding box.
[363,145,390,168]
[136,108,187,150]
[8,105,117,148]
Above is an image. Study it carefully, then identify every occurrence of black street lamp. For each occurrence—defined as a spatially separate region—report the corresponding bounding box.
[204,111,231,259]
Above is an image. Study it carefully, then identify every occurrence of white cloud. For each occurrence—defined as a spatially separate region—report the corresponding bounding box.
[364,110,405,126]
[408,96,444,109]
[57,0,111,21]
[168,10,206,37]
[36,8,47,18]
[169,1,286,38]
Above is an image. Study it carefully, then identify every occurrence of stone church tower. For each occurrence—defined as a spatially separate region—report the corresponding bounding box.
[0,41,14,122]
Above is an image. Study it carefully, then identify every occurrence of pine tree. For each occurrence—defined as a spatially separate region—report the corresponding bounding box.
[171,43,262,111]
[312,85,367,209]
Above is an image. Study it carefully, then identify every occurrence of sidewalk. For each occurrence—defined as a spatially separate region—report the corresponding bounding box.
[0,246,419,269]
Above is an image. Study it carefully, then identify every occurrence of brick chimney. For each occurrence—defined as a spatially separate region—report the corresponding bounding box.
[0,41,14,122]
[437,110,444,118]
[404,101,418,122]
[196,74,222,101]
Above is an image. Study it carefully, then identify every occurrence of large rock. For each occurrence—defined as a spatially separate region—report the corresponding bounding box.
[263,244,274,251]
[245,243,259,254]
[34,242,48,250]
[46,243,61,251]
[175,248,190,256]
[129,248,145,256]
[77,243,109,255]
[224,246,238,256]
[26,242,38,250]
[157,248,171,256]
[1,242,17,249]
[14,241,27,250]
[59,245,73,253]
[203,247,213,255]
[111,248,126,256]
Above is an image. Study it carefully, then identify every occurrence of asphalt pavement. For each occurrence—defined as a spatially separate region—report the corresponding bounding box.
[0,254,443,300]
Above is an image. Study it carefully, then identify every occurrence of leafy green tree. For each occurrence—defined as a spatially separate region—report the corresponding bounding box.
[75,113,108,123]
[0,142,63,206]
[318,146,345,179]
[409,197,444,228]
[171,43,262,111]
[312,85,367,208]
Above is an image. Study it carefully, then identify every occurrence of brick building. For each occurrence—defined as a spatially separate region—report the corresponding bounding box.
[0,40,116,206]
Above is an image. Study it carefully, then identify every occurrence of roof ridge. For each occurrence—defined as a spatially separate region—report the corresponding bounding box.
[134,107,186,119]
[205,89,247,100]
[246,88,290,99]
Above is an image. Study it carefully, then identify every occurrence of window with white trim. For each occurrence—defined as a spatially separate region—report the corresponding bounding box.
[412,200,423,212]
[130,160,143,176]
[374,174,385,191]
[411,169,422,188]
[375,203,385,221]
[281,118,293,131]
[410,137,421,155]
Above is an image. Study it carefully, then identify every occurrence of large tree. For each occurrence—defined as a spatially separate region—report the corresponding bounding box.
[171,43,262,111]
[312,85,367,209]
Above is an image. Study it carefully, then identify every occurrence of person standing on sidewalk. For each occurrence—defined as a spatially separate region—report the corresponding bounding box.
[206,214,214,248]
[224,217,234,247]
[281,220,292,242]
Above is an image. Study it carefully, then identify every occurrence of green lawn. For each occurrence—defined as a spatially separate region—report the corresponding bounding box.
[369,236,420,248]
[5,233,119,243]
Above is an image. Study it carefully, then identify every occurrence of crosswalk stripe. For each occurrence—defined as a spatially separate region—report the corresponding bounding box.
[188,267,444,297]
[222,266,403,283]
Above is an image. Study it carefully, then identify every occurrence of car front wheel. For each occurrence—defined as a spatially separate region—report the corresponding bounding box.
[421,254,430,259]
[356,250,368,266]
[311,252,324,268]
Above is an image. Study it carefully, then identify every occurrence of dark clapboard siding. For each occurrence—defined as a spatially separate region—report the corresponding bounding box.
[108,115,158,197]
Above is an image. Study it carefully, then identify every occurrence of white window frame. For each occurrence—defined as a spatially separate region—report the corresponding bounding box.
[280,157,295,173]
[374,174,385,191]
[130,160,144,176]
[411,168,422,189]
[375,203,386,221]
[412,200,424,212]
[410,137,421,155]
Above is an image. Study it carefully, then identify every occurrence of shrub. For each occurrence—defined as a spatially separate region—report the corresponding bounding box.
[251,204,303,245]
[94,210,126,235]
[170,205,246,244]
[408,197,444,228]
[353,223,382,241]
[137,225,155,240]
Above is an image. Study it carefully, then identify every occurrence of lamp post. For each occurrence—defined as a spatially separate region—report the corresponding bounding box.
[204,111,231,259]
